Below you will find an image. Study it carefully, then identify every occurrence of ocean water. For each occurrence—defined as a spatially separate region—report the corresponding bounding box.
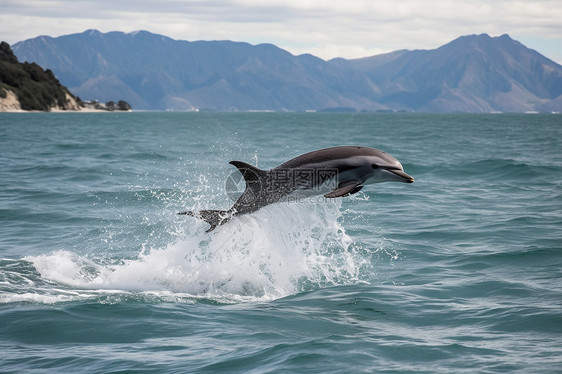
[0,112,561,373]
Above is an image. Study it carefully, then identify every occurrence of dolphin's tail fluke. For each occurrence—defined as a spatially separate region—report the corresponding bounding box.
[177,209,234,232]
[178,161,267,232]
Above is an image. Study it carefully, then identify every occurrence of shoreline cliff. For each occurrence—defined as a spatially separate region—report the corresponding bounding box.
[0,41,130,112]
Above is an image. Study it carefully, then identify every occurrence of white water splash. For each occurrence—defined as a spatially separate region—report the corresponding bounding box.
[23,200,378,303]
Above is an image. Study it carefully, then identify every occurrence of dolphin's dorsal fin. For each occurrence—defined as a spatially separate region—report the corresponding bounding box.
[229,161,267,183]
[324,181,361,198]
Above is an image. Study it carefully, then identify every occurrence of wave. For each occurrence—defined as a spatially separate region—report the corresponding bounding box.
[125,152,169,161]
[2,200,384,304]
[442,158,560,180]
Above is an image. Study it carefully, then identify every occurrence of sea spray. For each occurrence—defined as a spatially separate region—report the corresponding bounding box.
[24,199,380,303]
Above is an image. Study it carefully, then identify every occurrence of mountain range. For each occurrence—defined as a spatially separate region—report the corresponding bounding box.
[11,30,562,112]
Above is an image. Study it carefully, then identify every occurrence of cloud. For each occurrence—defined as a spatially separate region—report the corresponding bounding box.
[1,0,561,63]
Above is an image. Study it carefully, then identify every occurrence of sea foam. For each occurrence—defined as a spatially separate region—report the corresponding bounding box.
[25,199,377,303]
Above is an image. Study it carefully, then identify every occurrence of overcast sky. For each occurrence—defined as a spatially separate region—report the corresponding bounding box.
[1,0,561,63]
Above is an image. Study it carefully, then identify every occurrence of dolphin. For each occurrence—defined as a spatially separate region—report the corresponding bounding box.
[179,146,413,232]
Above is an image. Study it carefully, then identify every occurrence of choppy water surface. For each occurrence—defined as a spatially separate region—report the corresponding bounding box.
[1,112,561,373]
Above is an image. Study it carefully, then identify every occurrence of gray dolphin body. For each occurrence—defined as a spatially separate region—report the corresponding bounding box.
[179,146,413,232]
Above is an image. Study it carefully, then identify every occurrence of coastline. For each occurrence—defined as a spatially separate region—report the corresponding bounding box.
[1,108,133,113]
[0,90,132,113]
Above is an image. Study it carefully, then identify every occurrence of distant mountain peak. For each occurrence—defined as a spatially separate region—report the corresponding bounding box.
[448,33,518,46]
[128,30,154,38]
[84,29,103,36]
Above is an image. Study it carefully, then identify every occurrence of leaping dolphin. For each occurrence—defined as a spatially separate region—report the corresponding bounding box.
[179,146,413,232]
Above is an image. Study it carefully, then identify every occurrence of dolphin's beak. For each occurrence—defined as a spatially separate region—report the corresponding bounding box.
[390,169,414,183]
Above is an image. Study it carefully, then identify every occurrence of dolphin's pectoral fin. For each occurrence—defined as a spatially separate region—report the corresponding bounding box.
[178,209,233,232]
[324,181,362,198]
[350,185,363,195]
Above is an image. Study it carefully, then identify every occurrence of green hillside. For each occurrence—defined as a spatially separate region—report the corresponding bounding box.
[0,41,79,111]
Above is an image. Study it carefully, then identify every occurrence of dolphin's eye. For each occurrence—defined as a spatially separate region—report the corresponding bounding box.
[371,164,378,169]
